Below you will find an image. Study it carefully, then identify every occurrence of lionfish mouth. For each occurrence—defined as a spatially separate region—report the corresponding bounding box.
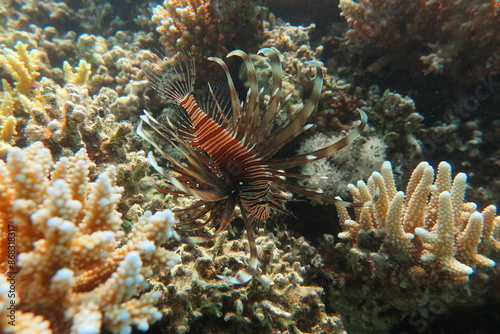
[137,48,374,285]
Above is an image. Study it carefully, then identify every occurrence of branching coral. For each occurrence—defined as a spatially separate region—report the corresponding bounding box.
[151,0,266,81]
[339,0,500,86]
[0,41,43,156]
[0,142,180,333]
[152,0,217,51]
[338,161,498,273]
[324,161,499,332]
[0,41,41,95]
[0,42,95,154]
[0,37,155,217]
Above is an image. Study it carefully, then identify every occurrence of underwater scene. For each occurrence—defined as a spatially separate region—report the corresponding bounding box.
[1,0,499,333]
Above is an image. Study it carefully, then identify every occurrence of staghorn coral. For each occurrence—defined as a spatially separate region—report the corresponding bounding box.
[338,0,500,86]
[0,42,94,152]
[323,161,499,332]
[0,41,41,95]
[0,36,155,216]
[0,41,43,156]
[0,142,180,333]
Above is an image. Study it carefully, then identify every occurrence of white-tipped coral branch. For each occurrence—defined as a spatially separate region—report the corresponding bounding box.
[336,161,498,282]
[0,142,180,334]
[328,161,499,333]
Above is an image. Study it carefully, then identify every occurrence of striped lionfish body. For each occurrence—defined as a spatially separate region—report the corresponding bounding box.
[138,48,373,284]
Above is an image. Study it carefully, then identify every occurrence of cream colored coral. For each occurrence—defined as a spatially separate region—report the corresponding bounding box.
[0,42,40,95]
[416,192,474,278]
[63,60,92,86]
[0,274,53,334]
[1,80,18,157]
[337,161,498,282]
[0,142,180,333]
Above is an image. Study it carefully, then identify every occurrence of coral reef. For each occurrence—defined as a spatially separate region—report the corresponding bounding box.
[0,142,180,333]
[1,1,499,333]
[254,13,369,166]
[151,0,266,81]
[338,0,500,86]
[297,132,387,200]
[0,35,154,215]
[323,161,499,332]
[363,86,425,170]
[149,213,346,334]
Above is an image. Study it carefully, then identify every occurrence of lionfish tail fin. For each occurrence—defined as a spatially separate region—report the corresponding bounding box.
[142,49,196,104]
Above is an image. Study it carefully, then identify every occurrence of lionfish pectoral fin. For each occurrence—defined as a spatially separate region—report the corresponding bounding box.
[166,173,228,202]
[207,56,241,122]
[327,186,380,207]
[265,108,368,170]
[146,151,170,179]
[137,117,158,148]
[226,50,258,114]
[138,115,176,159]
[272,178,377,207]
[145,149,228,201]
[261,61,324,158]
[172,196,236,243]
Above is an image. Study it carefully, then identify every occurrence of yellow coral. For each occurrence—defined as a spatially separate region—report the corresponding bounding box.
[63,59,92,86]
[0,43,59,150]
[0,42,40,95]
[1,80,17,156]
[0,116,16,143]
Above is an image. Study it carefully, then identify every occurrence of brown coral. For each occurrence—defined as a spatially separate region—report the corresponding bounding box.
[339,0,500,86]
[151,0,265,82]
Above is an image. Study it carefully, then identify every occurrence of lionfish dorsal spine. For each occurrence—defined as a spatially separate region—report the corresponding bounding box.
[143,50,196,104]
[139,48,374,286]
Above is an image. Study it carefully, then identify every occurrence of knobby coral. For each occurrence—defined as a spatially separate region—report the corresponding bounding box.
[337,161,498,278]
[150,224,346,333]
[326,161,499,332]
[0,142,180,334]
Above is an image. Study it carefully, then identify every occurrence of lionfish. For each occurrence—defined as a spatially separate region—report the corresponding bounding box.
[137,48,374,284]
